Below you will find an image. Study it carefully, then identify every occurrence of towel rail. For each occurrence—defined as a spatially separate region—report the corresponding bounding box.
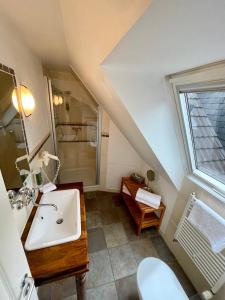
[174,193,225,294]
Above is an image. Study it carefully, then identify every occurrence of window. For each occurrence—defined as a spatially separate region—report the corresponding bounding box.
[178,85,225,191]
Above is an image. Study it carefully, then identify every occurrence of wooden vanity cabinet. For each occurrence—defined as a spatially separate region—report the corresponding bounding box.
[21,182,88,300]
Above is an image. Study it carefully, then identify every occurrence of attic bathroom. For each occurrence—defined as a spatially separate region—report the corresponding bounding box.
[0,1,225,300]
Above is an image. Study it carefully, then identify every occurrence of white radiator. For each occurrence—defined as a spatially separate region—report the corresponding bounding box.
[174,193,225,294]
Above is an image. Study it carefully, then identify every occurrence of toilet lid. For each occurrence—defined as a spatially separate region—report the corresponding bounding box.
[137,257,189,300]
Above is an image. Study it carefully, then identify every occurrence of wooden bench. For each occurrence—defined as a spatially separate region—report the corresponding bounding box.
[120,177,166,235]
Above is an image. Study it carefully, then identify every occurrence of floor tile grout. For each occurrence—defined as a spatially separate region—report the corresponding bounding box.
[38,191,197,300]
[106,247,119,299]
[107,247,116,281]
[86,279,115,291]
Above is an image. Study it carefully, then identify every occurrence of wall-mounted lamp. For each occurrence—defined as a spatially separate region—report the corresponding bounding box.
[53,94,63,106]
[12,85,35,117]
[59,96,63,105]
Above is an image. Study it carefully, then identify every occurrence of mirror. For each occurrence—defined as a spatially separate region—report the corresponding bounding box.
[0,63,29,189]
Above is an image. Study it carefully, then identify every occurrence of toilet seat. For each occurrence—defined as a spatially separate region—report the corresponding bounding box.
[137,257,189,300]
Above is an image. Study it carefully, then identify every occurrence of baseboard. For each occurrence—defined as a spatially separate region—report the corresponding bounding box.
[83,185,120,193]
[83,185,100,192]
[99,187,120,193]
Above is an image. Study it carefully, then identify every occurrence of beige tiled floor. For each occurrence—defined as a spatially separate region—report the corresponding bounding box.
[38,191,199,300]
[103,223,128,248]
[87,249,114,289]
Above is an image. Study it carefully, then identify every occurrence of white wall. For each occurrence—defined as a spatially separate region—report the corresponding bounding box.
[99,110,177,235]
[0,16,50,154]
[140,160,178,234]
[0,171,38,299]
[163,177,225,299]
[99,108,178,231]
[105,119,143,190]
[0,17,51,234]
[101,1,225,298]
[99,110,143,191]
[103,0,225,190]
[60,1,171,188]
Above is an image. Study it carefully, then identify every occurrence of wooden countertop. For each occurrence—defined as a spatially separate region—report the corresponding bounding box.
[21,182,89,286]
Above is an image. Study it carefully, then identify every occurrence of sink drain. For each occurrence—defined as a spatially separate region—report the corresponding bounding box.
[56,218,63,224]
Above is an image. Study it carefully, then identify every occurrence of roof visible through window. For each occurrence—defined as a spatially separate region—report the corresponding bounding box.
[183,90,225,184]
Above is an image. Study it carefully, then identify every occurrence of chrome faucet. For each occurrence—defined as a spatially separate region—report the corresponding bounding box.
[32,201,58,211]
[8,187,58,210]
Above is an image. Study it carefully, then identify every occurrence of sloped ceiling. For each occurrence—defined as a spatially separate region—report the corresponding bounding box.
[59,0,151,66]
[59,0,175,186]
[0,0,178,187]
[0,0,69,69]
[102,0,225,190]
[0,0,150,68]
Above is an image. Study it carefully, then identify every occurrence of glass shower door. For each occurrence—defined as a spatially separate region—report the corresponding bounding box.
[51,85,99,186]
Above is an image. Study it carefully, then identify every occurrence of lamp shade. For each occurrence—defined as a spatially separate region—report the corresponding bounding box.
[58,96,63,105]
[20,85,35,116]
[12,88,20,112]
[12,85,35,117]
[53,95,59,106]
[53,95,63,106]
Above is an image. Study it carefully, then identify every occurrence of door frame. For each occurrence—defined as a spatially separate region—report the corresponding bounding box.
[96,106,102,185]
[46,78,58,157]
[0,264,15,299]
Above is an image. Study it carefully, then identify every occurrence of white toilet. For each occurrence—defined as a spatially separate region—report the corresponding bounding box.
[137,257,189,300]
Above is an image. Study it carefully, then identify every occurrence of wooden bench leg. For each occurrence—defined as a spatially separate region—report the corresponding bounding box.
[76,273,86,300]
[137,212,144,235]
[137,224,142,235]
[158,208,166,231]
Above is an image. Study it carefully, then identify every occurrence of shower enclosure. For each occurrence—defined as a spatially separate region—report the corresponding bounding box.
[48,74,99,186]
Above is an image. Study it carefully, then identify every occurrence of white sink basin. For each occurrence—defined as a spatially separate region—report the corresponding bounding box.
[25,189,81,251]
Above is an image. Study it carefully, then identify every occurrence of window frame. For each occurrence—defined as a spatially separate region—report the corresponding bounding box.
[172,79,225,195]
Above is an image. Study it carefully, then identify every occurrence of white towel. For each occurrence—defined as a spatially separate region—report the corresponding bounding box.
[135,188,161,209]
[188,199,225,253]
[122,185,131,196]
[39,182,57,193]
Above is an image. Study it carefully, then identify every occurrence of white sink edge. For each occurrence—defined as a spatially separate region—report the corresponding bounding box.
[25,230,81,251]
[25,188,81,251]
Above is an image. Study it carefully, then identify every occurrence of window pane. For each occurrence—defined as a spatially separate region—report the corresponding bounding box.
[182,90,225,184]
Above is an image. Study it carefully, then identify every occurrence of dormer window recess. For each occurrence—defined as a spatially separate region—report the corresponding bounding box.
[170,62,225,195]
